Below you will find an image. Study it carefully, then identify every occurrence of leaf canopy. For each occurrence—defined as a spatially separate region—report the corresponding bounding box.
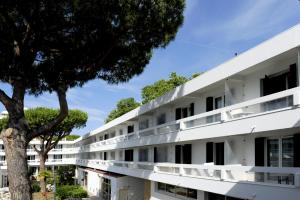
[0,107,88,135]
[0,0,185,94]
[105,97,140,123]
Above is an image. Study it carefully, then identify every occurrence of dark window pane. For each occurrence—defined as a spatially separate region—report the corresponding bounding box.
[175,186,187,196]
[166,184,175,194]
[157,183,166,191]
[187,189,197,199]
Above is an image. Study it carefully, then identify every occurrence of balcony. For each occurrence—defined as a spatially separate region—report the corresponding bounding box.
[75,159,300,189]
[76,87,300,152]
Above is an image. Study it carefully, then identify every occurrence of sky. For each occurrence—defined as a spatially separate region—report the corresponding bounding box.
[0,0,300,135]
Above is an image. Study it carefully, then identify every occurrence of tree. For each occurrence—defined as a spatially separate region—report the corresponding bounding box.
[0,108,88,193]
[141,72,188,104]
[105,98,140,123]
[0,1,184,199]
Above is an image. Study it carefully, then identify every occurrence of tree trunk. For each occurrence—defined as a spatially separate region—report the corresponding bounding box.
[39,154,47,193]
[2,128,32,200]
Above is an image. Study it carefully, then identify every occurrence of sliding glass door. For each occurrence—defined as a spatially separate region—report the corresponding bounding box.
[266,137,294,185]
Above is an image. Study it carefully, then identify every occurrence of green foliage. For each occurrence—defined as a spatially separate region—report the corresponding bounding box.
[57,166,76,185]
[31,182,41,193]
[0,108,88,134]
[38,170,52,182]
[105,98,140,123]
[141,72,188,104]
[0,0,185,94]
[57,185,88,200]
[65,135,80,141]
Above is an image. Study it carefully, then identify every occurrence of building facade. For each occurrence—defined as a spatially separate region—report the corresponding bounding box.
[1,24,300,200]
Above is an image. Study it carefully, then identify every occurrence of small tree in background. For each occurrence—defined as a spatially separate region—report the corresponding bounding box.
[105,98,140,123]
[0,108,88,193]
[141,72,188,104]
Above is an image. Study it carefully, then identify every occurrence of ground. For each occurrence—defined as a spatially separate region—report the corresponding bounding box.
[32,192,54,200]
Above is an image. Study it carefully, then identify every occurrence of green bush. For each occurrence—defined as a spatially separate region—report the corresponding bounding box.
[31,182,41,193]
[57,185,88,200]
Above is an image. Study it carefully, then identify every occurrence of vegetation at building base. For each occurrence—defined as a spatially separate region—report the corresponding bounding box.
[105,72,202,122]
[0,0,184,199]
[56,185,88,200]
[57,166,77,185]
[105,98,140,123]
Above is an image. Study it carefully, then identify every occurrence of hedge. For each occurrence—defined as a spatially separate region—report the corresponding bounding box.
[56,185,88,200]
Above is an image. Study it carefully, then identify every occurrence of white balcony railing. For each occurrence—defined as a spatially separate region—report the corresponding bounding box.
[75,88,300,152]
[75,159,300,188]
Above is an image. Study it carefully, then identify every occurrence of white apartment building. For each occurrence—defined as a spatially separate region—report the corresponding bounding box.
[1,24,300,200]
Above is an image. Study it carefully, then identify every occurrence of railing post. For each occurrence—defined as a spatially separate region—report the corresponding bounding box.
[179,121,185,131]
[293,92,300,106]
[179,166,184,176]
[294,173,300,187]
[221,111,228,122]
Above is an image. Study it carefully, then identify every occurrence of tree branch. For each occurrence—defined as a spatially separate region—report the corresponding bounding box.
[29,87,69,141]
[33,144,41,154]
[0,88,12,109]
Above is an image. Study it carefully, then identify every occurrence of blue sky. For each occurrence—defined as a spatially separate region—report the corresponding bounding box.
[0,0,300,135]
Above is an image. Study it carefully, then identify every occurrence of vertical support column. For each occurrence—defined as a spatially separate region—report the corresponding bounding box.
[224,79,232,106]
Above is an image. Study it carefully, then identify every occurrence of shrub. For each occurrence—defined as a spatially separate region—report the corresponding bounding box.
[57,185,88,200]
[31,182,41,193]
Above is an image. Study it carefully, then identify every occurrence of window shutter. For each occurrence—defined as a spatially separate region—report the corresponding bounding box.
[288,63,297,89]
[294,134,300,167]
[190,103,195,116]
[183,144,192,164]
[154,147,157,163]
[206,97,214,111]
[255,137,265,166]
[175,145,181,164]
[206,142,214,163]
[175,108,181,120]
[262,76,270,96]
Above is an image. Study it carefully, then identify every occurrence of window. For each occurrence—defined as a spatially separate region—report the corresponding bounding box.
[207,192,245,200]
[104,152,107,160]
[125,149,134,161]
[110,131,116,138]
[119,129,123,135]
[215,96,223,109]
[154,146,168,163]
[157,113,166,125]
[127,125,134,133]
[27,155,35,161]
[0,156,6,161]
[175,144,192,164]
[156,182,197,199]
[206,142,224,165]
[255,136,295,185]
[99,136,103,141]
[119,150,123,161]
[139,119,149,130]
[139,148,149,162]
[0,145,4,150]
[101,178,111,200]
[266,137,294,167]
[54,155,62,160]
[55,144,62,149]
[110,151,115,160]
[104,134,109,140]
[261,64,297,97]
[175,103,195,120]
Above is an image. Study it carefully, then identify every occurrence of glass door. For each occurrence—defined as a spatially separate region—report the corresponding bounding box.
[266,137,294,185]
